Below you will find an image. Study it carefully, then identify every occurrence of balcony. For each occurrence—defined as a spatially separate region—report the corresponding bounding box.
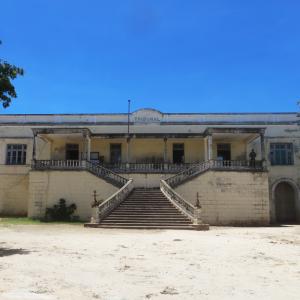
[32,159,264,174]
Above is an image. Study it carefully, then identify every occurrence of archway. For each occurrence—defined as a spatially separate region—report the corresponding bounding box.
[274,181,296,223]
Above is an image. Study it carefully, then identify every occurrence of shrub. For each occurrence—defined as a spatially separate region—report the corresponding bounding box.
[45,199,77,221]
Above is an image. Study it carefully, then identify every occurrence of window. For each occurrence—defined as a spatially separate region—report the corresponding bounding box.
[6,144,27,165]
[270,143,293,165]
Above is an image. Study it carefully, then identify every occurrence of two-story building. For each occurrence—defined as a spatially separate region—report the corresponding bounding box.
[0,108,299,227]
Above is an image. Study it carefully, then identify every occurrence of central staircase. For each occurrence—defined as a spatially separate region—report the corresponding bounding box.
[94,188,198,230]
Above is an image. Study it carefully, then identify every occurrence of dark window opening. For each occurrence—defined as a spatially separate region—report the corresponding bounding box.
[217,143,231,161]
[66,144,79,160]
[110,144,122,164]
[173,143,184,163]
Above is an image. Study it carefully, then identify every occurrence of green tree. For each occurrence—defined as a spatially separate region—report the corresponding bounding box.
[0,41,24,108]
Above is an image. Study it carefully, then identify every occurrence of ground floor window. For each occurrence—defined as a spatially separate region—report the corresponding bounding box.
[270,143,293,165]
[6,144,27,165]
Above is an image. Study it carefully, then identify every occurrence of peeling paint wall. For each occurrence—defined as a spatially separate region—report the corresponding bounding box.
[175,170,270,225]
[28,171,118,221]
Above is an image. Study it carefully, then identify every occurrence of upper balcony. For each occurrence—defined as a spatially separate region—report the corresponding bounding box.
[30,127,266,174]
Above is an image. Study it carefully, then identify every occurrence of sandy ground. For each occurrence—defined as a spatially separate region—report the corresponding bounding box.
[0,225,299,300]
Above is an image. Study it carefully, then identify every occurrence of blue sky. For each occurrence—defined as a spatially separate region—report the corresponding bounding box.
[1,0,300,114]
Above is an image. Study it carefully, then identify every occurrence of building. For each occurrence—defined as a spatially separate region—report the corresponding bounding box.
[0,108,299,227]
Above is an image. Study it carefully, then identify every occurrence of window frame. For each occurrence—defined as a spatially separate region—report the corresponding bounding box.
[270,143,294,166]
[6,144,27,165]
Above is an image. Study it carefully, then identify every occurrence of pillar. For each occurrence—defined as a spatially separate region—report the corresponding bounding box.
[126,136,130,168]
[32,133,37,161]
[87,135,91,161]
[204,137,208,161]
[260,131,266,166]
[163,137,168,170]
[163,137,168,163]
[207,134,213,160]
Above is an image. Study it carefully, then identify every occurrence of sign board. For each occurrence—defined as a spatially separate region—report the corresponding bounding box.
[132,109,163,124]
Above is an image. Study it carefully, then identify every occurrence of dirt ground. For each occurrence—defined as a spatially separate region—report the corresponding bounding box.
[0,225,299,300]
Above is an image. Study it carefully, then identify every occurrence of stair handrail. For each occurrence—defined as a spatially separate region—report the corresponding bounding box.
[32,159,129,188]
[160,179,202,225]
[85,160,128,188]
[165,159,264,188]
[165,160,211,188]
[96,178,134,222]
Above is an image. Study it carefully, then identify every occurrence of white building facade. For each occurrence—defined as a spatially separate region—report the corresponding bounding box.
[0,108,299,226]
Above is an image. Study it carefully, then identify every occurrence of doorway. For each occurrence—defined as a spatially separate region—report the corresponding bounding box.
[173,143,184,163]
[110,144,122,164]
[217,143,231,161]
[65,144,79,160]
[275,182,296,223]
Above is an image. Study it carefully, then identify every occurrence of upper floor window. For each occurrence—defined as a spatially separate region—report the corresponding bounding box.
[6,144,27,165]
[270,143,293,165]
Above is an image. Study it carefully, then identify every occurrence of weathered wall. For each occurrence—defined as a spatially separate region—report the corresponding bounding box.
[28,171,118,221]
[0,138,32,216]
[175,170,270,225]
[0,167,30,216]
[120,173,173,188]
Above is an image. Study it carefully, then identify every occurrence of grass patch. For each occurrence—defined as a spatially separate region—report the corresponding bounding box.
[0,217,85,225]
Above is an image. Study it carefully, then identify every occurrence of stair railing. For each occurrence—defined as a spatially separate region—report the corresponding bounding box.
[85,160,128,188]
[165,160,211,188]
[96,178,134,223]
[160,180,202,225]
[32,159,128,188]
[165,159,264,188]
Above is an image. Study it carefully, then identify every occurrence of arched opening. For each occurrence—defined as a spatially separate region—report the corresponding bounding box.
[274,182,296,223]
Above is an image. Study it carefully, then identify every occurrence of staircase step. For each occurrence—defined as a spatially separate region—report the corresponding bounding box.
[85,224,208,230]
[88,188,209,230]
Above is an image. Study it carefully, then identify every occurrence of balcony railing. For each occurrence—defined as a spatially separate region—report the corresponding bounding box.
[166,159,265,188]
[31,160,128,188]
[32,159,85,170]
[32,159,264,176]
[102,162,194,173]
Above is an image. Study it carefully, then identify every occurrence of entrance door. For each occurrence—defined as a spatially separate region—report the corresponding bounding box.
[275,182,296,223]
[217,144,231,161]
[173,143,184,163]
[65,144,79,160]
[110,144,122,164]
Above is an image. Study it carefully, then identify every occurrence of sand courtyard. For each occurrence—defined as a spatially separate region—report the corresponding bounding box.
[0,224,299,300]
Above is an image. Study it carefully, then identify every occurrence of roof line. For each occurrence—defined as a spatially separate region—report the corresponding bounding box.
[0,112,298,116]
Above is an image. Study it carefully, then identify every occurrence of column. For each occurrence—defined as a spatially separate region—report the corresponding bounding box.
[32,133,37,161]
[163,137,168,170]
[207,134,213,160]
[126,136,130,168]
[204,137,208,161]
[86,135,91,161]
[260,131,266,167]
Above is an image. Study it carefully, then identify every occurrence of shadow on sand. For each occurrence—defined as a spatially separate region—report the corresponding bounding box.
[0,247,30,257]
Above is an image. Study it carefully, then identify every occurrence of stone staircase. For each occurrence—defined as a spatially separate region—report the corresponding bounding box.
[93,188,200,230]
